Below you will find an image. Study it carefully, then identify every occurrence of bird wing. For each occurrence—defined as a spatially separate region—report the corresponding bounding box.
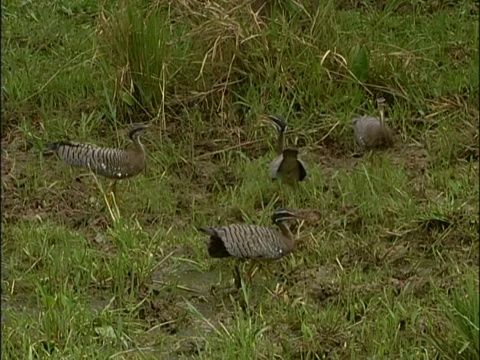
[269,155,284,180]
[217,224,284,259]
[297,158,307,181]
[52,142,130,178]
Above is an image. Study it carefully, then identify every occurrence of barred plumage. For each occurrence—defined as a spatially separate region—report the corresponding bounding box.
[200,224,288,259]
[352,98,394,150]
[46,142,143,179]
[268,115,307,184]
[199,209,306,287]
[45,123,148,200]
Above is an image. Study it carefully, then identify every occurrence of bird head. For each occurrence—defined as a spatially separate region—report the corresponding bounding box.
[351,117,360,126]
[128,123,149,140]
[265,114,287,133]
[376,97,386,108]
[271,208,307,225]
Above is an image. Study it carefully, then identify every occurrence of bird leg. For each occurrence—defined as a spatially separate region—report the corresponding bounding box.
[103,181,122,215]
[105,180,118,206]
[246,260,261,283]
[111,180,118,200]
[233,264,242,289]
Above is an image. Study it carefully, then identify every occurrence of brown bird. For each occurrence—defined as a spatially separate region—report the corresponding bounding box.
[268,115,307,185]
[352,98,394,150]
[45,123,148,201]
[198,208,307,288]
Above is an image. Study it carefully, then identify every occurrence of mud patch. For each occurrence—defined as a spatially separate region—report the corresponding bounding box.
[274,318,350,359]
[282,265,341,301]
[163,268,221,296]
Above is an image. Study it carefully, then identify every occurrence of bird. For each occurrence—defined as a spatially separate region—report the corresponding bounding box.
[352,97,394,150]
[45,123,148,202]
[198,208,307,288]
[268,114,307,185]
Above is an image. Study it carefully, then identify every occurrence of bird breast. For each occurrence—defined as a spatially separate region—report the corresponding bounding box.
[270,154,307,183]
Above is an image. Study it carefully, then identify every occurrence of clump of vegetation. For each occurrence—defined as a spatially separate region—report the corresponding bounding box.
[427,271,479,359]
[97,0,368,130]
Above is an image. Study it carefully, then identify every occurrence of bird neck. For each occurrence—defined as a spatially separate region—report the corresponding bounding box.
[276,222,295,249]
[132,136,146,158]
[276,131,284,155]
[379,108,385,126]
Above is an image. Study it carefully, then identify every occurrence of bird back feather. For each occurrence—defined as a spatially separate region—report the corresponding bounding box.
[48,141,137,179]
[352,115,394,149]
[201,224,287,259]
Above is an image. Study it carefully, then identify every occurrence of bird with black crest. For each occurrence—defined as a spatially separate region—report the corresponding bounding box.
[267,114,307,185]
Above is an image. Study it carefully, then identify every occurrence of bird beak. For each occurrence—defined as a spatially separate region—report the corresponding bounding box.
[295,209,322,222]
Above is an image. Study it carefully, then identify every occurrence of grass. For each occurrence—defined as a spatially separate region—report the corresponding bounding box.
[2,0,479,358]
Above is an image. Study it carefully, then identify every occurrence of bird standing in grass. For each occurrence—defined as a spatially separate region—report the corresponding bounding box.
[45,123,148,202]
[268,114,307,185]
[352,98,394,150]
[198,208,307,288]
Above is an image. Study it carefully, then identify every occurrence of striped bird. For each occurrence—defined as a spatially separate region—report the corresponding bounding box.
[198,208,307,288]
[352,98,394,150]
[45,123,148,201]
[268,114,307,185]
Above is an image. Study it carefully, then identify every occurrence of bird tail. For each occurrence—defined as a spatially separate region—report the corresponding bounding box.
[44,141,74,151]
[198,227,230,258]
[44,142,59,151]
[198,226,217,237]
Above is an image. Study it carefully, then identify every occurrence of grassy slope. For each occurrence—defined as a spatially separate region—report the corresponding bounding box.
[2,0,479,359]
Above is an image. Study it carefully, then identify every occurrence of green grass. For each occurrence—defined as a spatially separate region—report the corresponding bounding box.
[2,0,479,358]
